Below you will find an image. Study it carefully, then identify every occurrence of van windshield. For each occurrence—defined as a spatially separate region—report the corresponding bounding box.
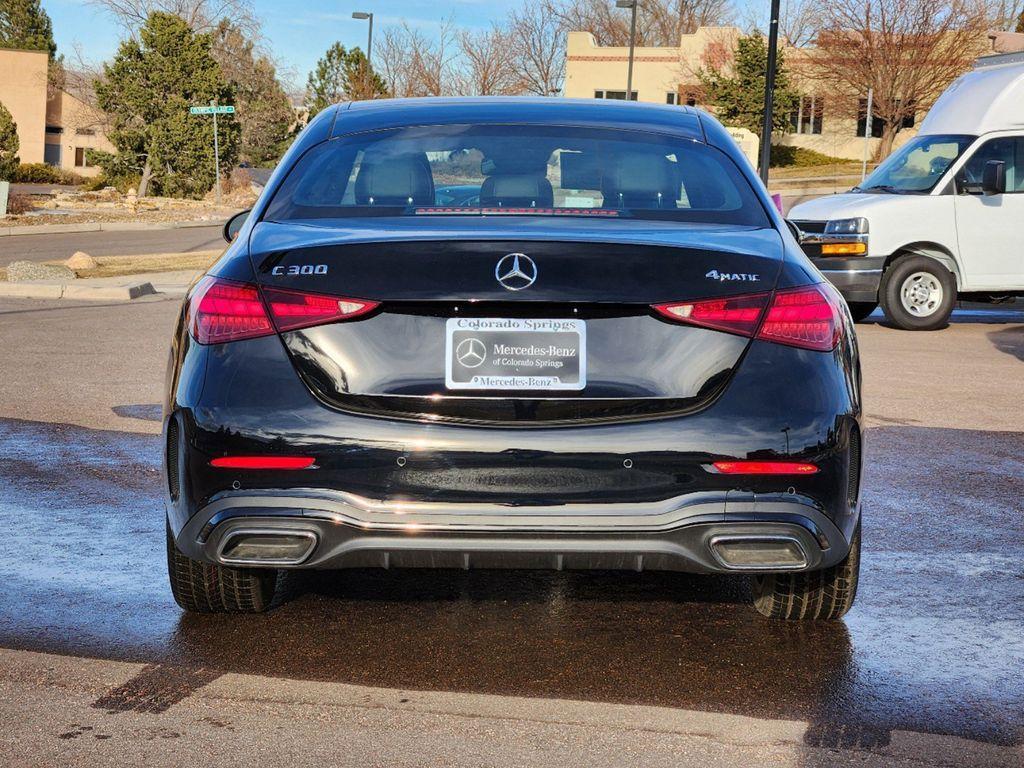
[856,134,975,194]
[263,124,770,227]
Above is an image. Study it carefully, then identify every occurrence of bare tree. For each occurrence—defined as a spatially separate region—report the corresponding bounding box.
[810,0,994,159]
[544,0,733,47]
[457,25,522,95]
[376,19,460,97]
[510,2,565,95]
[742,0,824,47]
[990,0,1024,28]
[89,0,257,35]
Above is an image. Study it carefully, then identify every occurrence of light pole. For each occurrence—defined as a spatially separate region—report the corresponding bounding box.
[616,0,638,100]
[758,0,781,184]
[352,11,373,62]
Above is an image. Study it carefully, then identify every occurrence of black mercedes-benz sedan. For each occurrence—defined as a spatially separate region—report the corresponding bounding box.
[164,97,862,620]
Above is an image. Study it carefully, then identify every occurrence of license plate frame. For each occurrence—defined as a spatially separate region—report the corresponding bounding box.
[445,318,586,391]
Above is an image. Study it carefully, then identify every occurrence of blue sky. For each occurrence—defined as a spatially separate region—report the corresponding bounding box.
[46,0,523,90]
[46,0,765,91]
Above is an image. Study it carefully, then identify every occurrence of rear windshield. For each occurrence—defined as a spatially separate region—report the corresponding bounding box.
[263,124,769,227]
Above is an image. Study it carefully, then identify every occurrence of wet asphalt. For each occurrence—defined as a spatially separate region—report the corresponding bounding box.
[0,298,1022,760]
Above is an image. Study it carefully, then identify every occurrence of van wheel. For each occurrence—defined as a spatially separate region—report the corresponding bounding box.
[846,302,877,323]
[166,521,282,613]
[752,525,860,621]
[879,255,956,330]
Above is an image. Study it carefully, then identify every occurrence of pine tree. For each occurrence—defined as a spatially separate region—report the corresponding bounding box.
[0,100,20,181]
[696,33,799,137]
[0,0,57,57]
[95,12,239,198]
[1016,10,1024,33]
[305,43,387,119]
[212,20,294,165]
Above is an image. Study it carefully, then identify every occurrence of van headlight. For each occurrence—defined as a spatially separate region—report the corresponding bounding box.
[824,217,869,235]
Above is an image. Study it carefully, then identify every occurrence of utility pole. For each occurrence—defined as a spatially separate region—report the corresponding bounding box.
[758,0,781,184]
[616,0,638,100]
[861,88,874,181]
[353,11,374,62]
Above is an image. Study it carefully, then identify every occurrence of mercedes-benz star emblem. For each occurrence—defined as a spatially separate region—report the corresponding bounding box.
[455,337,487,368]
[495,253,537,291]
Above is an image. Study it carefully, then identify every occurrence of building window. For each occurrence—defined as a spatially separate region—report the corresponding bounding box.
[75,128,96,136]
[790,96,823,135]
[75,147,89,167]
[666,92,677,105]
[857,98,915,137]
[45,125,63,135]
[594,89,637,101]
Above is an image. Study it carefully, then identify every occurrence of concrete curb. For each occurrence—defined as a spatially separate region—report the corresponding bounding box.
[0,280,157,301]
[0,219,224,237]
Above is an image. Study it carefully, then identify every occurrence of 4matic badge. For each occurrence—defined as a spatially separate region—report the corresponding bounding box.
[706,269,759,283]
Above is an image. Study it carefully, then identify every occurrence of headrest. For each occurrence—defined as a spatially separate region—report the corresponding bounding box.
[479,175,554,208]
[602,153,678,208]
[355,154,435,206]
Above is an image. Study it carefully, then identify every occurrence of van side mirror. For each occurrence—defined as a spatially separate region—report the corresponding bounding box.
[982,160,1006,196]
[223,209,251,243]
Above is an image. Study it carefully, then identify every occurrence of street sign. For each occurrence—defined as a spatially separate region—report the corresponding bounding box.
[189,103,235,203]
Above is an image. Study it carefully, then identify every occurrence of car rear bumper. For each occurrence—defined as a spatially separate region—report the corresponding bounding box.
[811,256,885,303]
[174,489,856,574]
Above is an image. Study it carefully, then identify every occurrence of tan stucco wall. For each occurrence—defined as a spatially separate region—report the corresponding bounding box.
[565,31,682,104]
[563,27,1024,162]
[45,90,115,177]
[0,48,50,164]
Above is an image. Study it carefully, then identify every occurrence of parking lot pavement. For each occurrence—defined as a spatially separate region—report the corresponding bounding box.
[0,225,224,266]
[0,296,1022,766]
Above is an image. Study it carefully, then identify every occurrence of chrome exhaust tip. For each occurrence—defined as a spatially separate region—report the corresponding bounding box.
[217,528,318,566]
[708,534,809,571]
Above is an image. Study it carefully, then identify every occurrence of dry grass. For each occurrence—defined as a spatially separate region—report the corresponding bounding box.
[768,163,870,182]
[0,250,220,282]
[70,250,221,279]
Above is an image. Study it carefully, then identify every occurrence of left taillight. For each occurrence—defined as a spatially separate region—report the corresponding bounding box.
[188,277,379,345]
[652,283,843,352]
[189,278,273,344]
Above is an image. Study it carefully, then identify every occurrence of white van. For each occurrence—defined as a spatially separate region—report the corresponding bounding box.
[788,53,1024,330]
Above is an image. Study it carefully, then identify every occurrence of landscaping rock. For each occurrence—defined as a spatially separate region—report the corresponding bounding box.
[5,260,76,282]
[65,251,97,270]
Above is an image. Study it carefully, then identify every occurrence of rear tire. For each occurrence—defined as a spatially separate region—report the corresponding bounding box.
[752,525,860,620]
[879,255,956,330]
[166,522,282,613]
[846,302,877,323]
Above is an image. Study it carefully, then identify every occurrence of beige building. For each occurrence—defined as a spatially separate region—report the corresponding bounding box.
[0,48,114,177]
[564,27,1024,161]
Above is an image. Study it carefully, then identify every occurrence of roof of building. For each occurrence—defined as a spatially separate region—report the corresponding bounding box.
[919,59,1024,135]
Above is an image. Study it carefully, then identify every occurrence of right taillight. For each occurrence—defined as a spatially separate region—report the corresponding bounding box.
[757,284,843,352]
[652,283,843,352]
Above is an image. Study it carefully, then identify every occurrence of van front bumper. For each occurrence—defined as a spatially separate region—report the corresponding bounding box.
[811,256,885,303]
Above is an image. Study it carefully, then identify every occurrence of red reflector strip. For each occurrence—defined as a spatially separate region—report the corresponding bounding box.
[210,456,316,470]
[711,461,819,475]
